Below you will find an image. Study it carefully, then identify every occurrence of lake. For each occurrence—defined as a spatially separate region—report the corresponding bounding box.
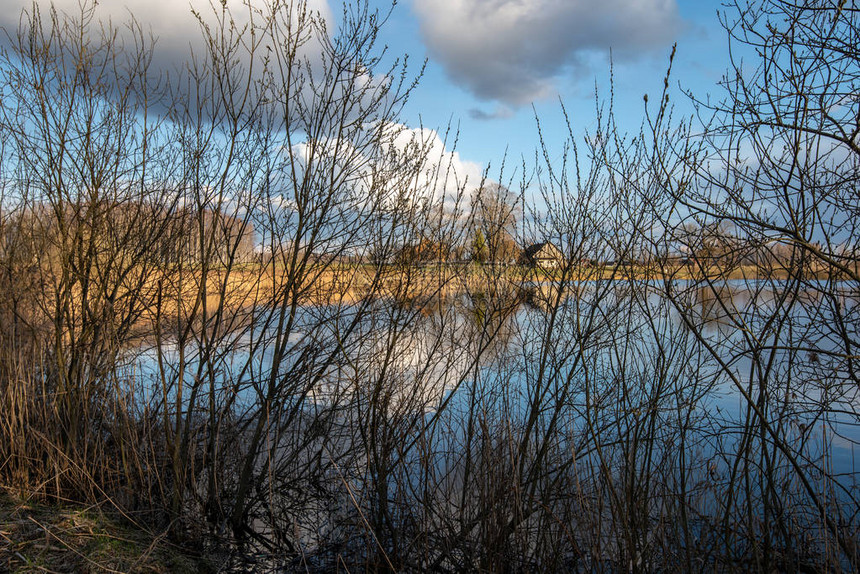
[126,277,860,565]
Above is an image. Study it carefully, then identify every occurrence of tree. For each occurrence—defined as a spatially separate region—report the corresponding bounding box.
[0,0,470,550]
[473,181,520,264]
[0,1,185,500]
[471,227,489,263]
[654,0,860,567]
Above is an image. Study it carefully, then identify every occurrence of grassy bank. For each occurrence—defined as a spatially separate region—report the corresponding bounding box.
[0,492,215,573]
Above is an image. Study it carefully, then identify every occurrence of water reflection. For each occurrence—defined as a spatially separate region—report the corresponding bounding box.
[131,278,860,486]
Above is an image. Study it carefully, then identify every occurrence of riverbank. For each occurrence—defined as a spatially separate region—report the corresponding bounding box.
[110,259,828,340]
[139,259,817,309]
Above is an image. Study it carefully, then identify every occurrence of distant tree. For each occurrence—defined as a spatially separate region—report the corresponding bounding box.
[472,228,489,263]
[473,182,520,264]
[675,220,738,266]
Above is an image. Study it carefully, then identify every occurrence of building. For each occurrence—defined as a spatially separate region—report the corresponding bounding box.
[520,242,564,269]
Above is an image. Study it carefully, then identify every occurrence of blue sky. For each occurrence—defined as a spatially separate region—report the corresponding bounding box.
[1,0,736,187]
[371,0,732,174]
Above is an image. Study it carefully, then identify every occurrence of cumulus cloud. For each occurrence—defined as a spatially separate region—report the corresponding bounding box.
[0,0,332,79]
[413,0,682,106]
[380,123,486,211]
[278,123,484,218]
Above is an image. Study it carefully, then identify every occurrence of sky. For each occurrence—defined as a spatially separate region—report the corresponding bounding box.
[378,0,731,177]
[0,0,735,192]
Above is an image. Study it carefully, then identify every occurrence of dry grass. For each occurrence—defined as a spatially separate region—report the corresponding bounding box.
[127,261,807,319]
[0,491,214,574]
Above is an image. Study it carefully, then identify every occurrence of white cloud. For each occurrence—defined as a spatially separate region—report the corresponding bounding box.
[413,0,682,106]
[272,124,484,218]
[380,123,486,211]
